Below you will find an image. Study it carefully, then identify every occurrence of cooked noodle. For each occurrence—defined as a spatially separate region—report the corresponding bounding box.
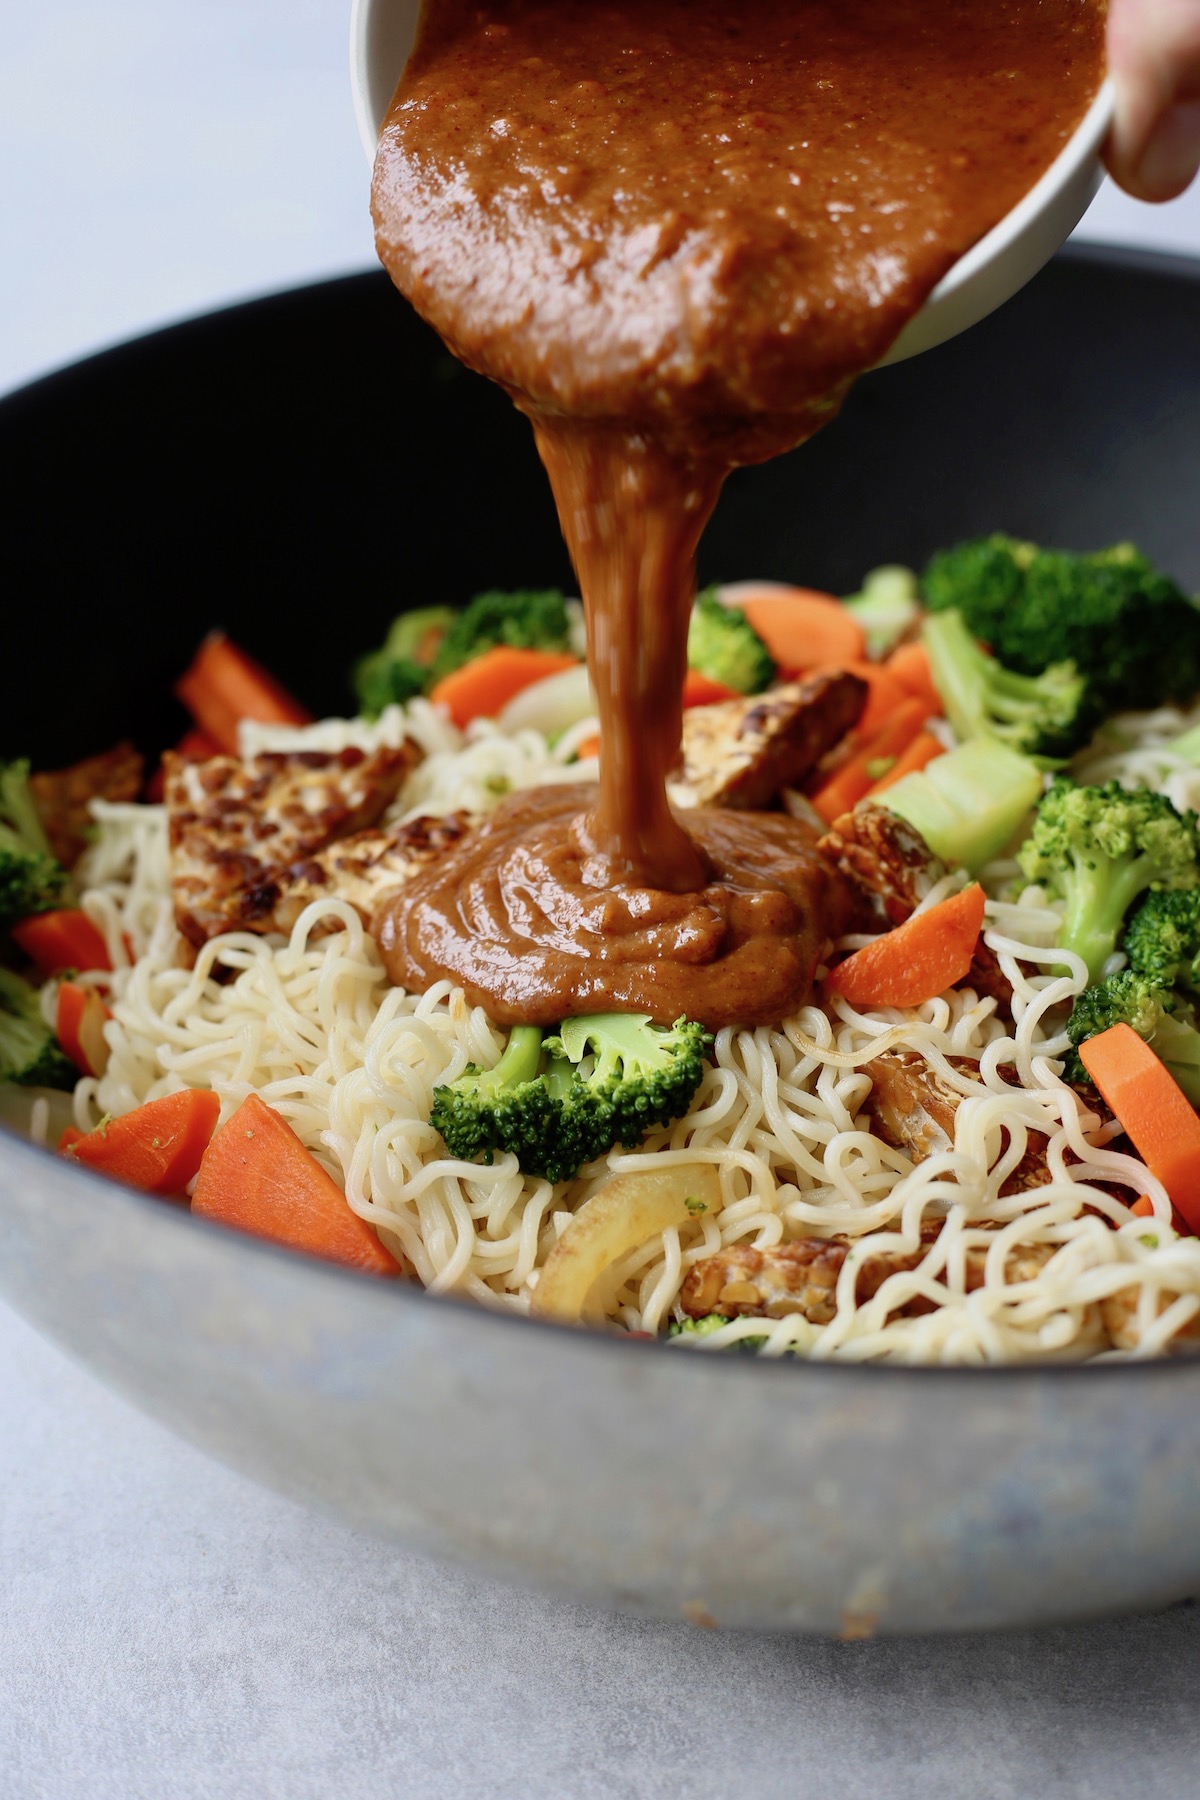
[67,701,1200,1364]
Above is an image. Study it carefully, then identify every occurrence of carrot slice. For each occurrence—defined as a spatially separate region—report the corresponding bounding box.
[682,669,740,707]
[886,640,944,716]
[191,1093,402,1276]
[428,646,580,729]
[12,909,112,976]
[738,588,867,675]
[810,696,929,824]
[64,1089,220,1195]
[865,729,945,798]
[58,1126,86,1153]
[825,883,987,1008]
[575,733,601,761]
[1079,1025,1200,1235]
[56,980,111,1077]
[175,632,312,754]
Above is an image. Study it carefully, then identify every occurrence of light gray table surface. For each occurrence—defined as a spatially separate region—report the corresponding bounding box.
[4,1298,1200,1800]
[5,5,1200,1795]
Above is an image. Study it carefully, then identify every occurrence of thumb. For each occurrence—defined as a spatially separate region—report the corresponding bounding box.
[1107,0,1200,200]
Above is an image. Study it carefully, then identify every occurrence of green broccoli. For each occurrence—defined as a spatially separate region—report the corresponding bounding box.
[353,606,456,717]
[666,1314,770,1352]
[842,564,922,659]
[1017,778,1200,984]
[0,968,76,1090]
[1123,888,1200,992]
[1065,969,1200,1104]
[0,760,67,929]
[922,535,1200,714]
[429,1013,713,1184]
[667,1314,732,1337]
[880,737,1044,874]
[432,589,574,682]
[922,608,1096,760]
[687,588,775,694]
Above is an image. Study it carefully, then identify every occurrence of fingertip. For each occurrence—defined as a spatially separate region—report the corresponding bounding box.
[1117,98,1200,200]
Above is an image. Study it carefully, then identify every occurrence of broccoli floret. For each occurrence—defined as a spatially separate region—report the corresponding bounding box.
[1124,888,1200,992]
[666,1314,769,1352]
[881,737,1044,873]
[432,589,573,682]
[1065,970,1200,1104]
[0,967,76,1090]
[842,565,922,659]
[922,535,1200,713]
[353,606,456,717]
[922,609,1097,760]
[1017,778,1200,984]
[546,1013,713,1147]
[687,588,775,695]
[429,1013,713,1184]
[0,760,67,928]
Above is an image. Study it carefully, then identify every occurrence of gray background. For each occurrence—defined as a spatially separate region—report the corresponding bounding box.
[3,5,1200,1795]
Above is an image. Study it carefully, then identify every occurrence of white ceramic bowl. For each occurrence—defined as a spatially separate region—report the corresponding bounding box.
[350,0,1113,368]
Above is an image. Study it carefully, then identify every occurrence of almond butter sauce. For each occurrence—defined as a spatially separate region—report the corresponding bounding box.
[371,0,1102,1026]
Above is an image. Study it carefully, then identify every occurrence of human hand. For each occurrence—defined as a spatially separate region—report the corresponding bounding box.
[1107,0,1200,199]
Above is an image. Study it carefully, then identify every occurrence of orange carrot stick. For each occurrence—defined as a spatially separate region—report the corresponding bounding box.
[737,589,867,675]
[886,640,944,716]
[12,909,111,976]
[866,730,945,798]
[176,632,312,753]
[810,696,928,823]
[682,668,740,707]
[55,980,111,1077]
[1078,1025,1200,1235]
[825,883,987,1008]
[191,1093,402,1276]
[64,1089,220,1195]
[428,646,580,729]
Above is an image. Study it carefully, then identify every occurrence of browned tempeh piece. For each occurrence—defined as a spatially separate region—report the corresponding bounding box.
[1100,1286,1200,1353]
[165,744,419,946]
[668,672,867,811]
[816,801,946,927]
[863,1051,1053,1195]
[679,1228,1055,1325]
[31,742,145,868]
[252,810,472,935]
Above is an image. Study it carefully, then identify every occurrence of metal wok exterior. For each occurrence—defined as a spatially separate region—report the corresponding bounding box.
[1,249,1199,1631]
[1,1128,1198,1633]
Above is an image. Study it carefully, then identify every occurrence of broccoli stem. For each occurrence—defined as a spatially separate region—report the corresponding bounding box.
[480,1024,544,1091]
[1060,855,1167,980]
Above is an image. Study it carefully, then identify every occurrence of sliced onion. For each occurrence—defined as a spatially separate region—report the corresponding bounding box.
[531,1164,721,1326]
[497,663,597,738]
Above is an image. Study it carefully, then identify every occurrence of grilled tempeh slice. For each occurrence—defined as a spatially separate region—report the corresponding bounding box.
[250,810,472,935]
[165,744,419,945]
[668,672,867,811]
[679,1229,1054,1325]
[31,742,145,868]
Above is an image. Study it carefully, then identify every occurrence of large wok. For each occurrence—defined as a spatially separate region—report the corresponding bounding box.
[1,247,1198,1635]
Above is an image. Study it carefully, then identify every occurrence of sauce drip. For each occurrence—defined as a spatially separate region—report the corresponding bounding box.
[371,0,1102,1024]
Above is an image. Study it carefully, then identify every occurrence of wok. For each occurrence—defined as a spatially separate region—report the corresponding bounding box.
[1,246,1198,1635]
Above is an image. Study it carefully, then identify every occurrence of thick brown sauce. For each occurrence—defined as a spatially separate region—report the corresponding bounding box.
[372,0,1102,1027]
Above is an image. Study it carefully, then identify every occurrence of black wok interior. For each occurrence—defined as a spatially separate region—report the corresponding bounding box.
[2,244,1198,771]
